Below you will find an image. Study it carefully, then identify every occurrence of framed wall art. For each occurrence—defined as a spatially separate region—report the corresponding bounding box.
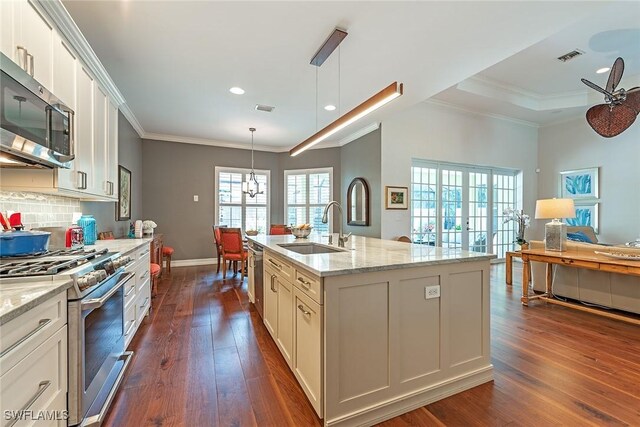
[566,201,599,234]
[560,167,599,199]
[385,186,408,210]
[117,165,131,221]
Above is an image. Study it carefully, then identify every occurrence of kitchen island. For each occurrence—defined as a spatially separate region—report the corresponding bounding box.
[247,234,495,427]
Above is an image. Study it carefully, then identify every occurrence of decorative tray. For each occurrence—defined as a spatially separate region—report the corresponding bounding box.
[594,251,640,261]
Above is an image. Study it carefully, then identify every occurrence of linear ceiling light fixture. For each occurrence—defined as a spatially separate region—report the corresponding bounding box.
[290,81,403,156]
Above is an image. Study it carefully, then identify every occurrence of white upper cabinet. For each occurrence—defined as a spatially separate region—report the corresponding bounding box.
[0,0,55,88]
[106,100,119,199]
[93,84,108,196]
[52,34,76,109]
[73,64,95,192]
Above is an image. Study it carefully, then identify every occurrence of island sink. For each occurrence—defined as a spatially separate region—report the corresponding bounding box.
[277,243,346,255]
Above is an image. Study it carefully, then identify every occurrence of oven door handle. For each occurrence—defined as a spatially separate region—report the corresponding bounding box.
[81,273,133,311]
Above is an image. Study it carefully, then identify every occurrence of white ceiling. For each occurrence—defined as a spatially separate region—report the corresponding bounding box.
[63,1,619,149]
[434,2,640,126]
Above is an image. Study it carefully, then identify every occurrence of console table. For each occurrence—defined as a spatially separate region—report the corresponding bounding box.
[520,248,640,325]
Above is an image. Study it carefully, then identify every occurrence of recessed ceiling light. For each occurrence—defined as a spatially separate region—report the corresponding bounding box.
[229,87,245,95]
[596,67,610,74]
[324,104,336,111]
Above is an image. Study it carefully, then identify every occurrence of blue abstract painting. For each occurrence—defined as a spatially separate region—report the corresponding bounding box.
[560,168,599,199]
[566,203,599,233]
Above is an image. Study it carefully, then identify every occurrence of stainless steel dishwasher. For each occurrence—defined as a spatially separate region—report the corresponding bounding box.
[248,242,264,318]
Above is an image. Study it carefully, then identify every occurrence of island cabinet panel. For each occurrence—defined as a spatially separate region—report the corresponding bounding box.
[276,277,294,368]
[265,252,294,283]
[398,276,441,383]
[263,266,279,338]
[293,288,323,416]
[337,281,390,402]
[324,261,492,427]
[448,270,485,367]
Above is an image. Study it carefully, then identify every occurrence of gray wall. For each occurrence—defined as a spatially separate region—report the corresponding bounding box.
[341,128,382,238]
[141,139,342,260]
[81,111,143,237]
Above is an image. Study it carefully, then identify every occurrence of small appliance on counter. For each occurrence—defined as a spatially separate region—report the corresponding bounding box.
[34,226,84,250]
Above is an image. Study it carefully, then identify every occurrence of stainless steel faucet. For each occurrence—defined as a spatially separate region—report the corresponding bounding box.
[322,201,351,247]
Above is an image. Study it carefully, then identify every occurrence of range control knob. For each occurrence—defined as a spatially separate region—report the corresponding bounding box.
[77,276,89,289]
[94,270,108,282]
[86,274,97,286]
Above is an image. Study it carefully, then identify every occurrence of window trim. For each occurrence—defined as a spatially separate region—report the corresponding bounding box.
[284,167,334,233]
[214,166,271,233]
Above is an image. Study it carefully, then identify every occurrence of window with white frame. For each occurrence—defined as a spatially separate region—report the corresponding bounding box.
[284,168,332,233]
[215,167,270,234]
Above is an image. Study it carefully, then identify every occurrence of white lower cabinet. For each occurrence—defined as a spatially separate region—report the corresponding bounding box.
[276,277,293,368]
[293,288,323,416]
[263,251,323,418]
[0,291,68,427]
[122,242,151,349]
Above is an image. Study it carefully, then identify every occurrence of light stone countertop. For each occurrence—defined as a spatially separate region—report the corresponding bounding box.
[0,277,72,325]
[248,234,496,277]
[0,238,150,325]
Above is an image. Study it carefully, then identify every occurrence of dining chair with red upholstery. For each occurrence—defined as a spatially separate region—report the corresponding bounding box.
[213,225,228,274]
[269,224,291,235]
[219,227,248,280]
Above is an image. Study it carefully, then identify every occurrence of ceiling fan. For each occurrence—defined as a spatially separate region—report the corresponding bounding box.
[581,57,640,138]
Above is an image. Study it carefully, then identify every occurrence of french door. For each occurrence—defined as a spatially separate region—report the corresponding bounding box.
[411,161,518,258]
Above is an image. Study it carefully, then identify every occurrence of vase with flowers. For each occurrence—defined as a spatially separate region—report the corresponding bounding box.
[503,207,530,250]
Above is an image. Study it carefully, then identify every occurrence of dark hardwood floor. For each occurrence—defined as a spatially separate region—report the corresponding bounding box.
[104,263,640,426]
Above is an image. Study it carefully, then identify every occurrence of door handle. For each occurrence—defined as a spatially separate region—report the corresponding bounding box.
[81,273,132,310]
[297,304,311,316]
[270,275,277,292]
[0,319,51,357]
[26,53,34,76]
[5,381,51,427]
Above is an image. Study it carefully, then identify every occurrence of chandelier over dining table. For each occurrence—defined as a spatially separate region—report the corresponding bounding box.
[243,127,263,198]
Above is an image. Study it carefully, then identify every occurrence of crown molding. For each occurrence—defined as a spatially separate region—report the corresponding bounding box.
[338,122,380,146]
[118,103,146,138]
[143,132,288,153]
[425,99,539,128]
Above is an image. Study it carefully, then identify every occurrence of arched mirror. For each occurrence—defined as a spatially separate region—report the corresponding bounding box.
[347,177,370,226]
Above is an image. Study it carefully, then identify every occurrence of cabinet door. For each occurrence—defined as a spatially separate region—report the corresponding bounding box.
[263,269,278,338]
[106,99,119,199]
[19,0,53,89]
[0,1,16,60]
[294,288,323,416]
[92,84,108,196]
[74,65,94,191]
[276,277,293,367]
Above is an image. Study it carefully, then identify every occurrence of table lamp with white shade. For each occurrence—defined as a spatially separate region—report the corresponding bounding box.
[535,198,576,251]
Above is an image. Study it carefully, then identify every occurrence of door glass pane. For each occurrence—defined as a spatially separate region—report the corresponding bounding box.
[468,172,489,252]
[493,173,517,258]
[441,169,462,249]
[411,166,437,245]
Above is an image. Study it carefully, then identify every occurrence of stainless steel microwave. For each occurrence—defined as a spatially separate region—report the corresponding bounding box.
[0,52,75,168]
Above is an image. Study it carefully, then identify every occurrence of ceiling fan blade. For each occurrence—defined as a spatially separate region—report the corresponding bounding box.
[586,104,636,138]
[581,78,614,99]
[624,87,640,114]
[606,57,624,93]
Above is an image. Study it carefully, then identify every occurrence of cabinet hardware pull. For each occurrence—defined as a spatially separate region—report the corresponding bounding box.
[140,297,150,310]
[0,319,51,358]
[268,259,282,269]
[124,320,136,337]
[297,304,311,316]
[297,277,311,289]
[125,284,136,297]
[5,380,51,427]
[16,46,28,70]
[141,270,149,279]
[26,53,34,76]
[270,275,277,292]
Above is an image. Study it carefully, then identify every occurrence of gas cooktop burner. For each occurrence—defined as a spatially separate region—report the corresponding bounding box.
[0,248,108,278]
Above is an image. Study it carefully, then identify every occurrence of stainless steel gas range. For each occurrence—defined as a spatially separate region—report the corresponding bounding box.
[0,248,134,427]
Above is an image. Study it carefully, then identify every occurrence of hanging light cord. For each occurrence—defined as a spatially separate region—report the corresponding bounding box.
[338,45,341,116]
[251,129,255,171]
[315,66,319,131]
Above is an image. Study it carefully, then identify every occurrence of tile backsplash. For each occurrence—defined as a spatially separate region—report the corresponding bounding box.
[0,191,82,229]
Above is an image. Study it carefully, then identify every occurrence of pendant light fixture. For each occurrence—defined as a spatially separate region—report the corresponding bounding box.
[243,127,263,198]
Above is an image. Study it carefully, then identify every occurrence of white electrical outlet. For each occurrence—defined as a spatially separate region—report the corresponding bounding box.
[425,285,440,300]
[193,195,199,202]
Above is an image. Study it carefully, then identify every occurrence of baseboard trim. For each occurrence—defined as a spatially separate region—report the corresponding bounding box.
[326,365,494,427]
[171,258,217,267]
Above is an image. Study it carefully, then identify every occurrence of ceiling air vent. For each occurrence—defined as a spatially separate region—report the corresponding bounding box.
[255,104,275,113]
[557,49,585,62]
